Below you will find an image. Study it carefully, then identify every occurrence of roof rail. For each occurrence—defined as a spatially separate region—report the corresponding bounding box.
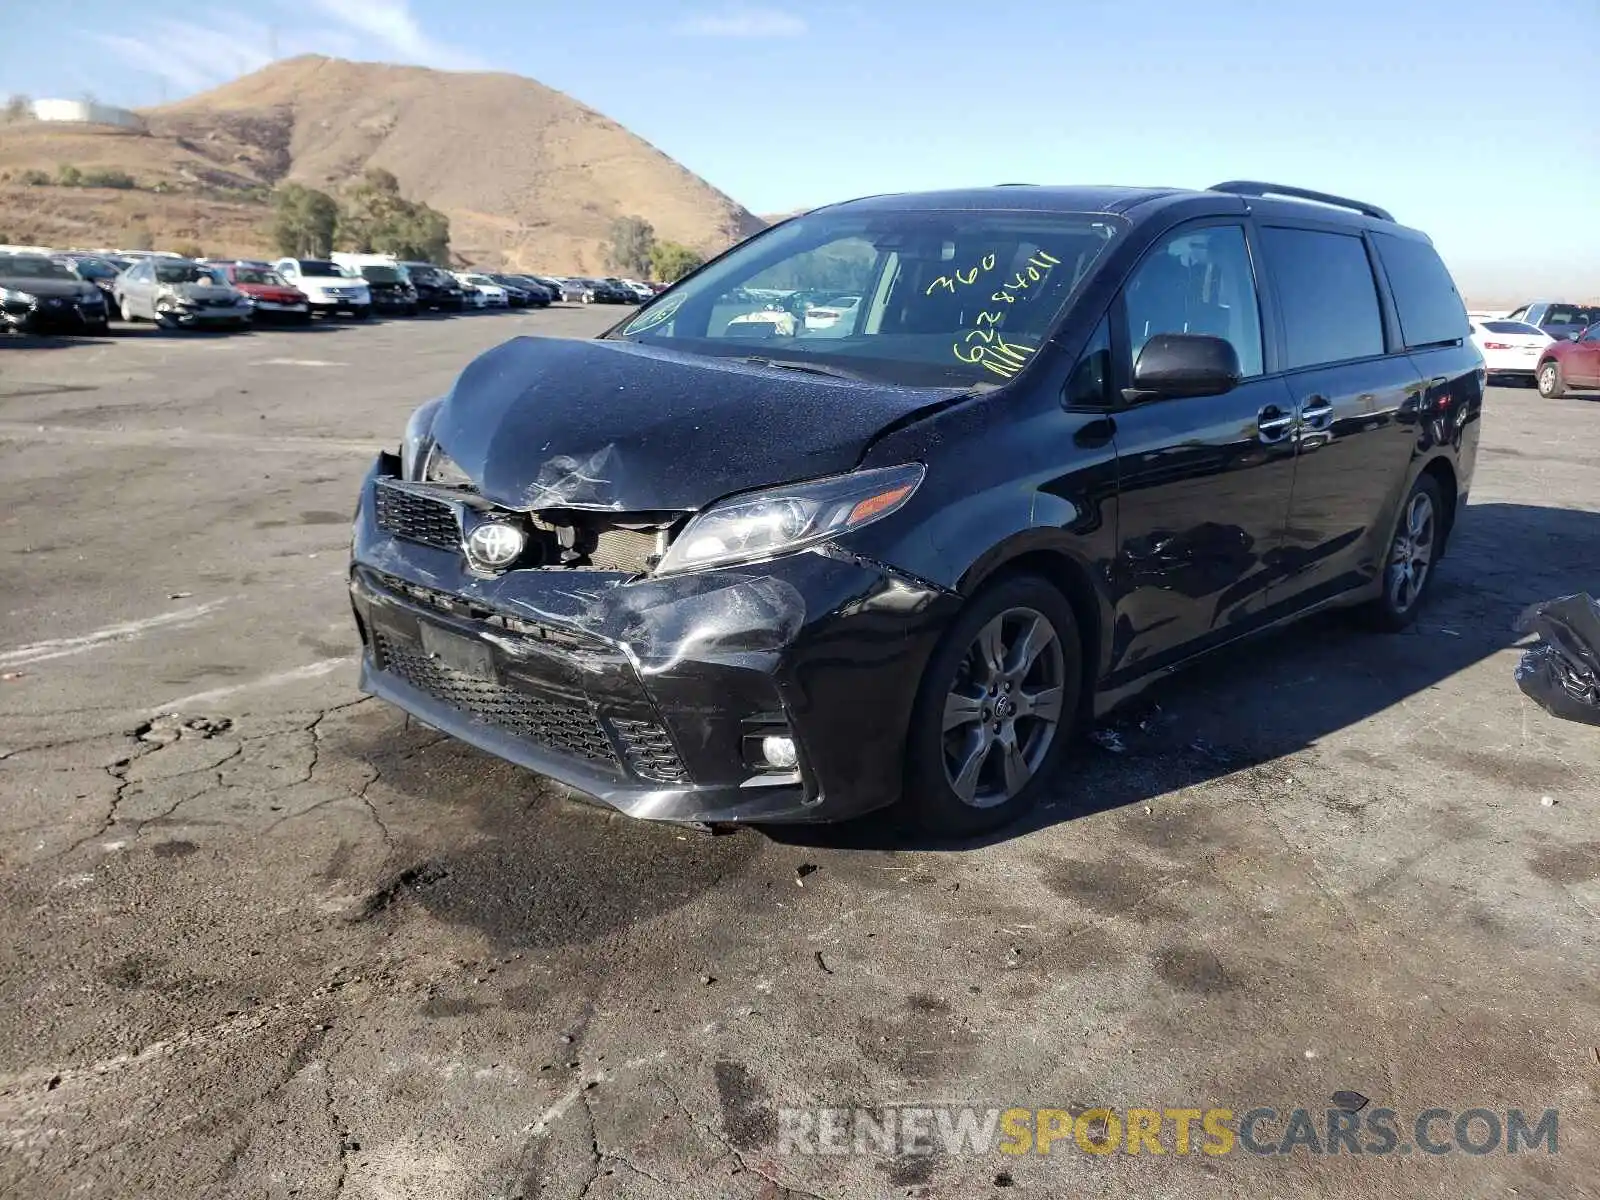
[1208,180,1394,222]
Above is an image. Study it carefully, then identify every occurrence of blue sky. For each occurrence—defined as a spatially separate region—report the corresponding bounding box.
[3,0,1595,299]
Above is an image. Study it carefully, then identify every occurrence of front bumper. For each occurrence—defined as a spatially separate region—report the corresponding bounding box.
[349,457,958,823]
[159,302,252,325]
[309,297,371,315]
[4,297,107,331]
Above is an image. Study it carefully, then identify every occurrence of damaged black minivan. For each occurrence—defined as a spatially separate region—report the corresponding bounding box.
[349,180,1481,834]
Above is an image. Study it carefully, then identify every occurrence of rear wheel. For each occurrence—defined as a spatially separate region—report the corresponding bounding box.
[905,574,1083,837]
[1537,361,1566,398]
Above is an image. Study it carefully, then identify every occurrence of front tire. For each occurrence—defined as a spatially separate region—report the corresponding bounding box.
[1537,361,1566,398]
[1362,474,1444,632]
[119,297,136,323]
[904,574,1083,837]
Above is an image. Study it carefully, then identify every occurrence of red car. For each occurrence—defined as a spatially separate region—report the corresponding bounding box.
[1535,322,1600,398]
[212,262,311,323]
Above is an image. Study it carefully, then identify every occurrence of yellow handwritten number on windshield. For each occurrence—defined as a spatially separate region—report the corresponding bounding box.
[954,250,1061,378]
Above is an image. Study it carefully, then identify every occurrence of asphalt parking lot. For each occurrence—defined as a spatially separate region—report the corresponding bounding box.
[1,307,1597,1200]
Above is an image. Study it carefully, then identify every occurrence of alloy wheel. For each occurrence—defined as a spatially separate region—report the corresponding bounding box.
[940,607,1066,808]
[1386,491,1435,613]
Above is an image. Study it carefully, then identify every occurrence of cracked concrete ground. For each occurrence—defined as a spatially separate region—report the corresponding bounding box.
[1,309,1597,1199]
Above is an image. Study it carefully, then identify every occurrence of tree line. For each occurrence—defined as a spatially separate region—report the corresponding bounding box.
[272,169,451,263]
[603,215,706,283]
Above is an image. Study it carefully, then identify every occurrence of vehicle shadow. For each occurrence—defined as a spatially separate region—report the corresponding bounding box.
[0,335,102,351]
[765,500,1600,853]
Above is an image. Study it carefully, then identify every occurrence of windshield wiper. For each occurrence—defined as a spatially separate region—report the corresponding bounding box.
[737,355,868,382]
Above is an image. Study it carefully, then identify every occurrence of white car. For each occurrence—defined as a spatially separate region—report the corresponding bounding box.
[724,308,798,337]
[619,278,655,302]
[274,257,372,318]
[456,273,509,307]
[1470,318,1553,384]
[803,295,862,335]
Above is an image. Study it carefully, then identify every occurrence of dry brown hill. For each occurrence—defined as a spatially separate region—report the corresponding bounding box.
[0,55,765,272]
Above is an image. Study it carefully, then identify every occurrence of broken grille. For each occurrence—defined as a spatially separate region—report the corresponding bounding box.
[373,630,618,768]
[374,482,460,551]
[610,718,690,783]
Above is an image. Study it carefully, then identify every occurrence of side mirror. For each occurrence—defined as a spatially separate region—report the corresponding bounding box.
[1124,333,1242,403]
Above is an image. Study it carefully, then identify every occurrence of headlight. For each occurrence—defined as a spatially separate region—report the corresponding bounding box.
[1,288,39,305]
[401,397,445,480]
[654,464,925,576]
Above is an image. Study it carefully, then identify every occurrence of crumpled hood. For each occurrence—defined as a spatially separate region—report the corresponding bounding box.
[166,282,241,302]
[429,336,962,511]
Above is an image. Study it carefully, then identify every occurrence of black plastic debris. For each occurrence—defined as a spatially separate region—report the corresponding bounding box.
[1514,593,1600,727]
[1331,1090,1370,1113]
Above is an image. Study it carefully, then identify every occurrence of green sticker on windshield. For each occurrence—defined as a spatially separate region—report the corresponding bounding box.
[623,294,684,335]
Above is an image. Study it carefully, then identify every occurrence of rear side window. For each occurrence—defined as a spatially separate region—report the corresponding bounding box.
[1547,305,1600,327]
[1372,233,1468,348]
[1259,227,1385,369]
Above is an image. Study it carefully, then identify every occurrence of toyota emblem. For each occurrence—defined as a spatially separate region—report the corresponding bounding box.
[463,520,526,572]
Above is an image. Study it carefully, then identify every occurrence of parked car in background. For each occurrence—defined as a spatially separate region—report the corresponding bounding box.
[211,262,311,323]
[401,262,466,312]
[558,278,595,303]
[504,275,554,306]
[485,274,534,307]
[1,252,110,334]
[53,253,125,304]
[357,264,420,315]
[1469,318,1552,385]
[616,278,655,302]
[492,274,550,307]
[1534,322,1600,397]
[456,273,510,307]
[530,276,568,302]
[1503,301,1600,342]
[274,258,372,319]
[113,257,252,329]
[587,278,639,304]
[802,294,863,336]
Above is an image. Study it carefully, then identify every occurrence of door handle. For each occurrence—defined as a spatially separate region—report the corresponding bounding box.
[1298,397,1334,430]
[1257,404,1294,443]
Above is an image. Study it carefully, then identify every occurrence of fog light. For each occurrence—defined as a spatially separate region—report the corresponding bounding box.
[760,735,798,770]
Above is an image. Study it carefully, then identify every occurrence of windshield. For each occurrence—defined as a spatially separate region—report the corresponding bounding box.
[0,255,77,281]
[155,262,221,284]
[67,257,119,279]
[613,208,1126,387]
[1481,320,1544,336]
[234,267,286,286]
[361,266,400,283]
[296,260,348,277]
